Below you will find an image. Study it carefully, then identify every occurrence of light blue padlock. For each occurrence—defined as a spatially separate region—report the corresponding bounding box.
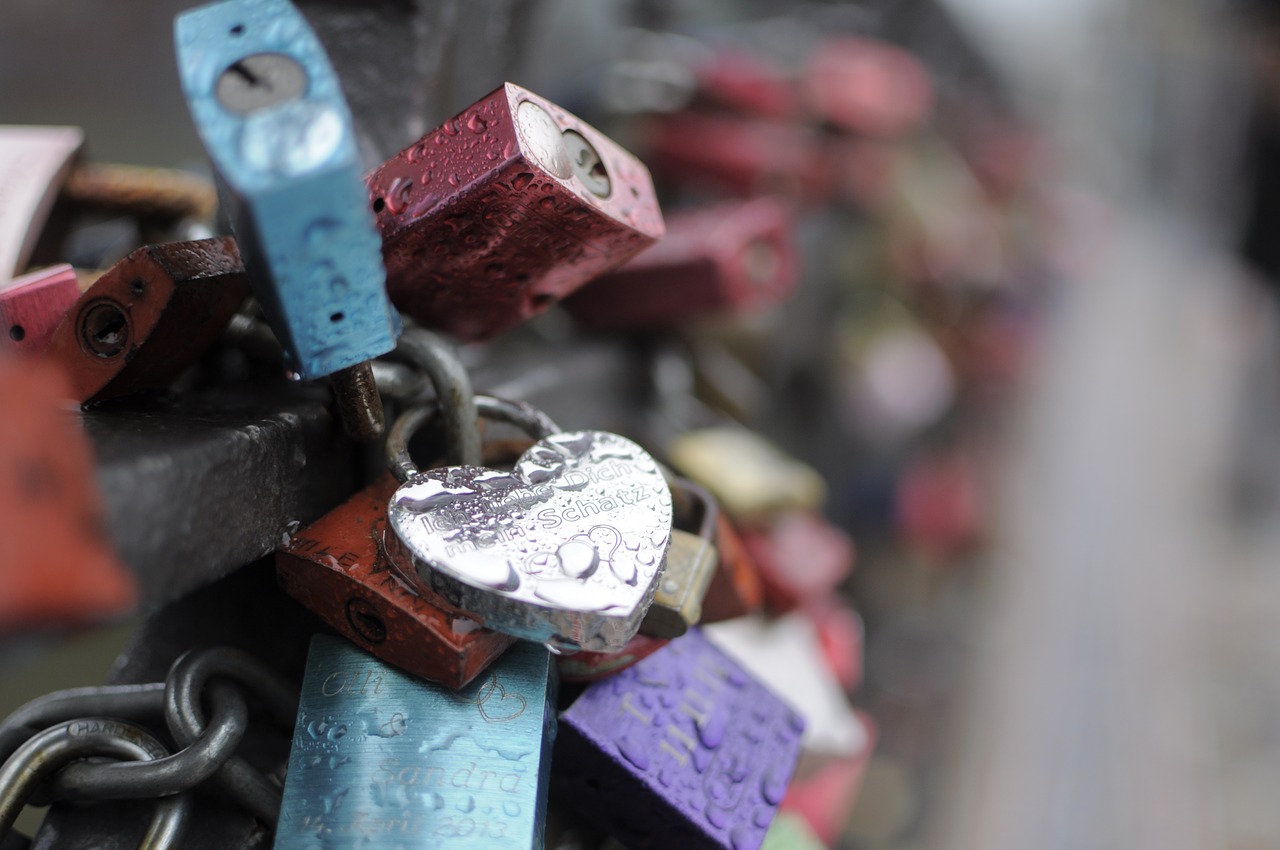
[275,635,556,850]
[174,0,399,380]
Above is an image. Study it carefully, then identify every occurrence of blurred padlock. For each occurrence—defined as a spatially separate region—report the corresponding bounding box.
[808,600,864,692]
[0,125,83,281]
[0,358,135,632]
[43,238,249,404]
[803,37,934,138]
[740,511,855,612]
[667,427,826,524]
[557,632,670,683]
[646,113,834,202]
[274,634,555,849]
[564,198,799,331]
[0,264,80,356]
[700,512,765,623]
[175,0,400,439]
[693,49,798,120]
[640,477,720,639]
[556,628,805,850]
[367,83,665,341]
[276,474,516,690]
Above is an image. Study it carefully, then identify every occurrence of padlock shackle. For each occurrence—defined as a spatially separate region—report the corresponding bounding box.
[393,327,483,468]
[387,394,563,483]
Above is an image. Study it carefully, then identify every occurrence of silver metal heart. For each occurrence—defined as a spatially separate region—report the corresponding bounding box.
[384,430,673,653]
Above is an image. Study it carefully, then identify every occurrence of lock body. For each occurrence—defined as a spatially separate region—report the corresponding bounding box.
[564,198,799,331]
[555,628,804,850]
[175,0,399,378]
[43,237,249,403]
[0,359,134,631]
[647,113,834,202]
[0,264,79,355]
[803,37,934,137]
[556,632,669,683]
[276,475,515,690]
[779,717,876,847]
[701,513,765,623]
[275,635,555,850]
[667,427,826,523]
[639,528,718,639]
[741,512,855,613]
[367,83,665,341]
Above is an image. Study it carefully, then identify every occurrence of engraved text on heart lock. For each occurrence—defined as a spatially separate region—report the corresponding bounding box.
[384,397,673,654]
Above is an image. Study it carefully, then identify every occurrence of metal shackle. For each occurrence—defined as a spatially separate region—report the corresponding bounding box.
[0,719,191,850]
[391,327,482,469]
[387,395,563,483]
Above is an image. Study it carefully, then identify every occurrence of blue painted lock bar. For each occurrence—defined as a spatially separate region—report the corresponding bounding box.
[174,0,399,379]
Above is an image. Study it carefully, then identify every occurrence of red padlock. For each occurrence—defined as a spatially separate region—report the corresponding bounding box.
[276,474,516,690]
[693,48,798,120]
[0,358,135,632]
[563,197,799,331]
[701,512,765,623]
[43,238,249,404]
[645,112,836,202]
[808,600,865,692]
[741,511,855,613]
[367,82,665,341]
[556,632,670,683]
[803,37,934,137]
[0,264,80,356]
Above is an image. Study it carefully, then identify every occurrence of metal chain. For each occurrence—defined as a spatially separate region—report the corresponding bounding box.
[0,646,299,831]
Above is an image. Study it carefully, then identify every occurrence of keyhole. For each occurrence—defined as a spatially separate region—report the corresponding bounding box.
[8,325,24,342]
[215,53,308,114]
[345,598,387,644]
[79,302,129,358]
[562,130,611,198]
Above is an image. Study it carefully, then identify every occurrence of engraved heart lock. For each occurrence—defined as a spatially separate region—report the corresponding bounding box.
[384,394,673,654]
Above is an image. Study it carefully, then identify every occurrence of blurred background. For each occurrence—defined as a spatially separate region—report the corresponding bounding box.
[6,0,1280,847]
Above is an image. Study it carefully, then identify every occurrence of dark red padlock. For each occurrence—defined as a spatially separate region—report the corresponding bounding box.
[741,511,855,613]
[803,37,934,137]
[43,237,249,404]
[367,82,665,341]
[781,712,877,846]
[564,197,799,331]
[276,473,517,690]
[0,264,80,356]
[693,48,798,120]
[700,513,765,623]
[808,600,864,692]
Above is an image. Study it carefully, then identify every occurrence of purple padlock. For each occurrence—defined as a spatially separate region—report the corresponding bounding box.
[554,628,804,850]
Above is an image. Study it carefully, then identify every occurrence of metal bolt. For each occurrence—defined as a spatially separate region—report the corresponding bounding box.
[215,53,308,114]
[562,130,611,198]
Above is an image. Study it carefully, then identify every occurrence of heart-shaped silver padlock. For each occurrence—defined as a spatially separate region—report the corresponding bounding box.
[383,394,673,654]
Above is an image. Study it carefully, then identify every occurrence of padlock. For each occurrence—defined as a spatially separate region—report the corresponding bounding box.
[175,0,399,438]
[42,237,249,404]
[366,82,665,341]
[706,614,867,758]
[0,264,79,356]
[639,477,719,639]
[384,394,673,654]
[667,427,826,524]
[276,474,516,690]
[895,448,985,561]
[693,49,798,120]
[0,125,83,281]
[740,512,854,613]
[563,198,799,331]
[274,634,555,849]
[645,113,834,202]
[0,358,135,632]
[779,716,876,847]
[700,513,765,623]
[802,37,934,138]
[554,628,804,850]
[556,632,669,684]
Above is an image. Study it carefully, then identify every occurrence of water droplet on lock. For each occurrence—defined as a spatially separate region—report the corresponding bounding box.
[443,118,460,136]
[558,539,599,579]
[458,795,475,813]
[706,804,729,829]
[693,746,712,773]
[448,174,460,187]
[386,177,413,213]
[467,113,487,133]
[617,733,649,770]
[534,580,612,611]
[456,551,519,591]
[760,767,788,805]
[731,826,756,849]
[538,196,557,211]
[610,556,638,585]
[503,800,521,817]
